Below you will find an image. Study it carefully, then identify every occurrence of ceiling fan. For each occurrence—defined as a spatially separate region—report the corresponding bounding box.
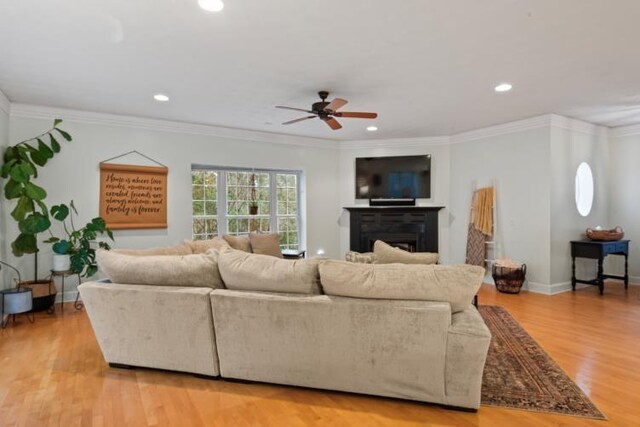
[276,91,378,130]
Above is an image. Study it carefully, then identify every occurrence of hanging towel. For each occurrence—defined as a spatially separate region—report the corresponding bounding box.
[471,187,494,236]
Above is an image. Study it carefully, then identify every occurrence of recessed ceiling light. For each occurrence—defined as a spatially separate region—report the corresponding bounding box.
[366,126,378,132]
[494,83,513,93]
[153,94,170,102]
[198,0,224,12]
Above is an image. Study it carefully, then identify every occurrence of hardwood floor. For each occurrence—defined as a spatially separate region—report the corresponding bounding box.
[1,283,639,426]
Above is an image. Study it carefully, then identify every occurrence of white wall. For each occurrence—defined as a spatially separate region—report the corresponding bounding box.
[609,127,640,280]
[4,107,341,298]
[449,125,552,289]
[0,91,9,290]
[549,121,609,288]
[337,139,451,263]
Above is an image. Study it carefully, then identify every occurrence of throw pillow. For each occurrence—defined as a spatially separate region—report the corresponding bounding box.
[373,240,439,264]
[113,242,193,256]
[185,237,230,254]
[345,251,377,264]
[223,234,252,252]
[97,249,224,289]
[218,249,321,294]
[318,260,483,313]
[249,233,283,258]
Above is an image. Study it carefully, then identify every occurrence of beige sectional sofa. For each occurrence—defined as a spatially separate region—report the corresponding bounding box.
[79,241,491,410]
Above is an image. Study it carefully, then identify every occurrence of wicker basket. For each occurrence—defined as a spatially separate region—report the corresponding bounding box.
[492,263,527,294]
[586,226,624,241]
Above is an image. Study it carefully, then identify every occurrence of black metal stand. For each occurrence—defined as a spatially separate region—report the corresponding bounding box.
[49,270,84,313]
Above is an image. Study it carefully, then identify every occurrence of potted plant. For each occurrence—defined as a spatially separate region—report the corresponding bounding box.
[249,173,259,215]
[44,201,114,277]
[0,119,72,310]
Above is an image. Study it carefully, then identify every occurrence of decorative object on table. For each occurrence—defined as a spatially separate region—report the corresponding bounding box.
[492,258,526,294]
[570,239,629,295]
[44,200,114,278]
[465,186,495,268]
[585,226,624,241]
[0,119,71,297]
[248,173,259,215]
[1,288,35,328]
[480,306,606,419]
[282,249,306,260]
[99,151,168,229]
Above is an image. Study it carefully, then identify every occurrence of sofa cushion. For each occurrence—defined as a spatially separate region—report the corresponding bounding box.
[249,233,283,258]
[373,240,439,265]
[218,249,321,294]
[97,249,224,289]
[319,260,483,313]
[185,237,230,254]
[113,243,193,256]
[223,234,252,252]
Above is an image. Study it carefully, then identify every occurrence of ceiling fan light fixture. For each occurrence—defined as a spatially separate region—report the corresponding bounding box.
[494,83,513,93]
[366,126,378,132]
[198,0,224,12]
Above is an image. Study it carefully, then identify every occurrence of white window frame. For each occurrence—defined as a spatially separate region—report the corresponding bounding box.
[191,165,305,250]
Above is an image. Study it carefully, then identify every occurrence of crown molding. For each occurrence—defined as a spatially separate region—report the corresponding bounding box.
[450,115,553,144]
[0,89,10,116]
[339,136,450,150]
[609,123,640,138]
[548,114,609,137]
[9,103,339,150]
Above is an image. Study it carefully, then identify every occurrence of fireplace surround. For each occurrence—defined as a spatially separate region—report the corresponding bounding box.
[344,206,443,253]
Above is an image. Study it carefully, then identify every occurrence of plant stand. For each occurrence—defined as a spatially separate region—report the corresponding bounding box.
[49,270,84,313]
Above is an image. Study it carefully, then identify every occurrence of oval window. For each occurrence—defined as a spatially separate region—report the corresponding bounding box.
[575,162,594,217]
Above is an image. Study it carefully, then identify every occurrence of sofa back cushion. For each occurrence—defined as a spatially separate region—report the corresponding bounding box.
[185,237,230,254]
[249,233,283,258]
[218,249,321,294]
[319,260,483,313]
[113,243,193,256]
[97,249,224,289]
[223,235,252,252]
[373,240,439,265]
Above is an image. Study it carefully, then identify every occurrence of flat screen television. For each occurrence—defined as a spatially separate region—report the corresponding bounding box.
[355,155,431,199]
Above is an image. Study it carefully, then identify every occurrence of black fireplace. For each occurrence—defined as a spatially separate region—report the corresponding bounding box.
[345,206,443,253]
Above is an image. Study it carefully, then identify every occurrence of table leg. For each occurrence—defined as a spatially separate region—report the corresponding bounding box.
[597,258,604,295]
[571,256,576,291]
[624,254,629,290]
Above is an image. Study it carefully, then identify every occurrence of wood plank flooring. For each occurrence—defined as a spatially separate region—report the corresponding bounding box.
[1,282,639,426]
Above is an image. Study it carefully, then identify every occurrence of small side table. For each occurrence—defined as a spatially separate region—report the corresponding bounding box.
[282,250,306,260]
[1,288,35,328]
[570,240,630,295]
[49,270,84,313]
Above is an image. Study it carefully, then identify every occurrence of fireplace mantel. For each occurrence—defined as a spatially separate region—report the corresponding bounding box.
[344,206,444,253]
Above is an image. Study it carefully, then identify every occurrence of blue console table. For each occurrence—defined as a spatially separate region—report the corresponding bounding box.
[570,240,630,295]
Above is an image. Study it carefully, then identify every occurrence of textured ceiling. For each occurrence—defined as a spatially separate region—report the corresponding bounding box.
[1,0,639,140]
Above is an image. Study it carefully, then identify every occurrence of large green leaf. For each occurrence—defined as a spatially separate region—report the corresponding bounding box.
[9,162,30,183]
[30,149,48,167]
[3,146,18,163]
[37,138,54,160]
[12,233,38,256]
[4,178,23,199]
[49,134,61,153]
[1,159,17,178]
[11,196,34,221]
[24,182,47,200]
[19,212,51,234]
[56,128,72,142]
[52,240,72,255]
[50,204,70,221]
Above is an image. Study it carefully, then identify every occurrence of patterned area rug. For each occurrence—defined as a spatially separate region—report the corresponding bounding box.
[479,305,606,420]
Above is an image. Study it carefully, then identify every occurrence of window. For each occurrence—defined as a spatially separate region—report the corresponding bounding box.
[575,162,594,217]
[191,167,303,250]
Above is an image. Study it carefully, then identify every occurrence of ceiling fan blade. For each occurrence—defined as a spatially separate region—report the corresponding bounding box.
[324,98,348,112]
[324,117,342,130]
[282,116,316,125]
[334,112,378,119]
[276,106,315,113]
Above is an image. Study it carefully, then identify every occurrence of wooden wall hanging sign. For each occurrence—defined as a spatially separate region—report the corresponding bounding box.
[99,163,168,229]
